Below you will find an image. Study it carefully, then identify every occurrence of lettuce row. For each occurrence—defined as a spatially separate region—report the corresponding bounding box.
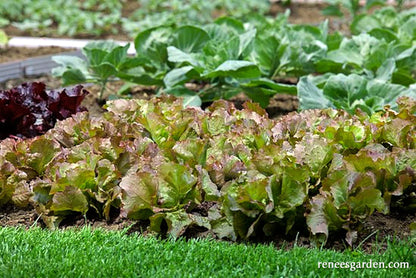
[0,96,415,245]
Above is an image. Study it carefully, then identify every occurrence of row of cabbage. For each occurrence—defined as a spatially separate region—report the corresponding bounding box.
[53,7,416,114]
[0,0,270,37]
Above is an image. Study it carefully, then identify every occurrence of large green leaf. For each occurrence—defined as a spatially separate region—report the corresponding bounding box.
[157,162,197,208]
[326,34,384,69]
[242,78,297,95]
[369,28,399,43]
[120,171,158,219]
[182,95,202,108]
[298,76,333,110]
[164,66,199,88]
[214,16,245,34]
[204,60,260,79]
[117,68,164,86]
[375,58,396,81]
[104,44,130,69]
[366,79,415,111]
[167,46,201,68]
[242,87,271,108]
[172,25,210,53]
[91,63,117,80]
[61,69,88,86]
[164,88,202,107]
[323,74,368,112]
[252,35,288,78]
[50,186,88,214]
[52,56,89,75]
[83,41,119,54]
[134,27,171,64]
[52,56,91,84]
[350,14,381,35]
[26,138,60,175]
[238,28,256,57]
[83,48,109,67]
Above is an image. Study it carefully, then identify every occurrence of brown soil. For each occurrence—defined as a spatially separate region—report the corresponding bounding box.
[2,74,60,90]
[121,0,142,18]
[270,3,329,24]
[228,93,299,118]
[0,204,135,230]
[0,46,73,64]
[270,3,351,34]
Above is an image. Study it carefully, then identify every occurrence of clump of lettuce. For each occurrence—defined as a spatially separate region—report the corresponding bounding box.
[0,82,88,139]
[0,96,414,245]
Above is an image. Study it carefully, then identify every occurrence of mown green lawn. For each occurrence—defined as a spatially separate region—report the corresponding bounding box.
[0,227,414,278]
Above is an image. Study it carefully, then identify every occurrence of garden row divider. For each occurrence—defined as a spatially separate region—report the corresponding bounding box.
[8,37,134,54]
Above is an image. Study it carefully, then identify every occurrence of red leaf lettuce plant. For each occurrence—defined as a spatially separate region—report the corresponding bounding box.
[0,82,88,139]
[0,96,414,246]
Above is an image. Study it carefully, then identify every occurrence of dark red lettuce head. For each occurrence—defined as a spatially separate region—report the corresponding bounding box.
[0,82,89,139]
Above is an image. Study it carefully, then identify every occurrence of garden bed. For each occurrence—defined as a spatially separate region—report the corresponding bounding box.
[0,1,415,254]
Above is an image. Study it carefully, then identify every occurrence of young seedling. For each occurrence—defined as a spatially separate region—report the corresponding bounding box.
[52,41,130,103]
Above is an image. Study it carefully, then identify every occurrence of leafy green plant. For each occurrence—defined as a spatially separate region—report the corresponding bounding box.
[51,12,416,109]
[128,18,298,106]
[53,18,299,107]
[0,96,414,244]
[52,41,130,102]
[316,32,416,86]
[350,5,416,44]
[298,73,416,114]
[252,19,330,77]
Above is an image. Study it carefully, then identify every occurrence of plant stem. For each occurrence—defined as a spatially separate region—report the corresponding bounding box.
[99,80,108,103]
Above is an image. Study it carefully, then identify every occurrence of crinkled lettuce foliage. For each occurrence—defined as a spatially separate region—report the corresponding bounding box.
[0,82,88,139]
[0,96,415,245]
